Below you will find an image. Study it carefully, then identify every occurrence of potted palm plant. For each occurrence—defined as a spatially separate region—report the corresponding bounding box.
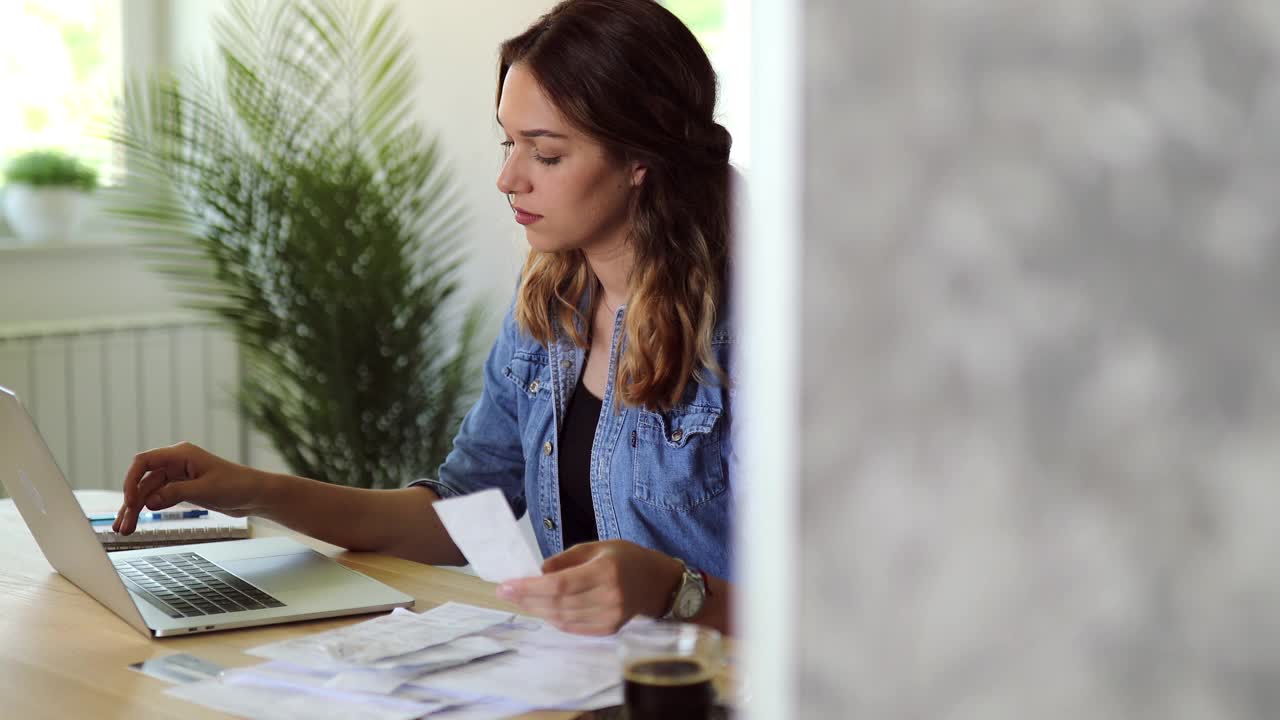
[2,149,99,243]
[108,0,484,489]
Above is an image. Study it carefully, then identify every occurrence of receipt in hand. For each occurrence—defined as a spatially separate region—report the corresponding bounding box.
[432,488,543,583]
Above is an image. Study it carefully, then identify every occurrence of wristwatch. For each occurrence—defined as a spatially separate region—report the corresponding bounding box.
[661,558,708,621]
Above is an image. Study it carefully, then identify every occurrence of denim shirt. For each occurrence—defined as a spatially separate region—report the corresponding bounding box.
[410,290,736,581]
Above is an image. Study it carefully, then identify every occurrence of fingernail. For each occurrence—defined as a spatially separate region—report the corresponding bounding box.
[496,584,514,599]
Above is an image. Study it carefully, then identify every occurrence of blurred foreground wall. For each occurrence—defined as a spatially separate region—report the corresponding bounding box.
[800,2,1280,717]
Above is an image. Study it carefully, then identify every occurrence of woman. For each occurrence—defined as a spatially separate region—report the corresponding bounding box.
[113,0,737,637]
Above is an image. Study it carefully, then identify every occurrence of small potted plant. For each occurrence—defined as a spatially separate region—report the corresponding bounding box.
[2,149,99,243]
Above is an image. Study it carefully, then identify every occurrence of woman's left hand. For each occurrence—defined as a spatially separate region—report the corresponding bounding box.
[496,539,683,636]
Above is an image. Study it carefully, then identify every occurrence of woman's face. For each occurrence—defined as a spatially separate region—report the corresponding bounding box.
[495,63,644,254]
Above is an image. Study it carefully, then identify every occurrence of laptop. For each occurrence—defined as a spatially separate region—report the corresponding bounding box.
[0,385,415,637]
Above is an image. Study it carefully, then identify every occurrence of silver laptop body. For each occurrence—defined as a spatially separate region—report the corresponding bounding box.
[0,385,414,637]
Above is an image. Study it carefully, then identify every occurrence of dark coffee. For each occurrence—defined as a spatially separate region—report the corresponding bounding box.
[623,656,714,720]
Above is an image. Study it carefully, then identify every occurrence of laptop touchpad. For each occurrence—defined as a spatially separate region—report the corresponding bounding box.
[219,551,338,592]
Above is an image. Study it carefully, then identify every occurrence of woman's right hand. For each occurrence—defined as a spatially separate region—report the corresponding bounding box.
[113,441,266,535]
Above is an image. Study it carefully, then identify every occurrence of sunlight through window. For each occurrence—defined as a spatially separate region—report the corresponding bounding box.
[0,1,123,180]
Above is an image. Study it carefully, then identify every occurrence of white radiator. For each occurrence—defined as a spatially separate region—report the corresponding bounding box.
[0,314,245,492]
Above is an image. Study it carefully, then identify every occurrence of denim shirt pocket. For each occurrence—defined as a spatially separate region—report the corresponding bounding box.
[502,350,552,402]
[632,403,727,512]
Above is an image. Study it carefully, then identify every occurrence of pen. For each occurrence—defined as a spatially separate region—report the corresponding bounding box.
[87,509,209,525]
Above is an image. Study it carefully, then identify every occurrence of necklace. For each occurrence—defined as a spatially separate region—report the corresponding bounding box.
[597,281,622,317]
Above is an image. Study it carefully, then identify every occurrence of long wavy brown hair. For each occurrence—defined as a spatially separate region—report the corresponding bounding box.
[499,0,733,413]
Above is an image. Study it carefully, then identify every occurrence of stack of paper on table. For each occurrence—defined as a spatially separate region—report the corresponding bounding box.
[166,602,630,719]
[165,489,631,719]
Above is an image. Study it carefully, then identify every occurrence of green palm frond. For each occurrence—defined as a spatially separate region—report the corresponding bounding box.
[107,0,483,489]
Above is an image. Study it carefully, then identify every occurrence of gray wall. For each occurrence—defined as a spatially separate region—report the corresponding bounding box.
[800,2,1280,718]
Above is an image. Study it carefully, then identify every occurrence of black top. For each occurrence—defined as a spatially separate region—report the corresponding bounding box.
[558,366,602,548]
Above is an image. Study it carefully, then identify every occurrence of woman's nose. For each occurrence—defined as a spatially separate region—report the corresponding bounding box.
[495,154,529,196]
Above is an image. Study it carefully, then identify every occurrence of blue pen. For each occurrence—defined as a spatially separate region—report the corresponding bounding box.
[88,509,209,525]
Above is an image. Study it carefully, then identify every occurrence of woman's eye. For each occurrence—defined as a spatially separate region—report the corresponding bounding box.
[500,140,560,166]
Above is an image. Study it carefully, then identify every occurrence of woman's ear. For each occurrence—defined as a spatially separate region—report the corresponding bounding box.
[630,161,647,187]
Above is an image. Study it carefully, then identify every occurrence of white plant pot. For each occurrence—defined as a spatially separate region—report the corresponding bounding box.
[2,185,91,244]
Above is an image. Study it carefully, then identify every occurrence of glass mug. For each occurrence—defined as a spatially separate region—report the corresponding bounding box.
[618,622,723,720]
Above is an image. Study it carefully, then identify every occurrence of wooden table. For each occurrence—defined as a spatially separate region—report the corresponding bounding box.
[0,491,581,720]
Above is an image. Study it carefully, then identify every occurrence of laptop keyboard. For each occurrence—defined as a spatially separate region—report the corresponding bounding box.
[114,552,286,619]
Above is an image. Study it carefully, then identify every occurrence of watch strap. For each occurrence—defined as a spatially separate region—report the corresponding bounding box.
[660,558,691,620]
[661,559,707,621]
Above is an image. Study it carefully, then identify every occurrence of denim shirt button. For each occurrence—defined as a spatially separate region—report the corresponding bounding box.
[543,441,553,456]
[543,517,557,531]
[560,359,571,369]
[528,380,540,394]
[671,429,685,443]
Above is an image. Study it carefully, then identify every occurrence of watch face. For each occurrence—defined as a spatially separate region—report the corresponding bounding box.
[676,587,703,619]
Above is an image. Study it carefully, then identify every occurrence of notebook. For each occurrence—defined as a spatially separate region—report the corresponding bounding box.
[91,506,250,551]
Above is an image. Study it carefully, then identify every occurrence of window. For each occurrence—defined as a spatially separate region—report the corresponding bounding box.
[0,0,124,181]
[663,0,749,168]
[664,0,725,54]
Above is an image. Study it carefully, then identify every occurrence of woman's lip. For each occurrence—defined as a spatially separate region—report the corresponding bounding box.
[513,207,543,225]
